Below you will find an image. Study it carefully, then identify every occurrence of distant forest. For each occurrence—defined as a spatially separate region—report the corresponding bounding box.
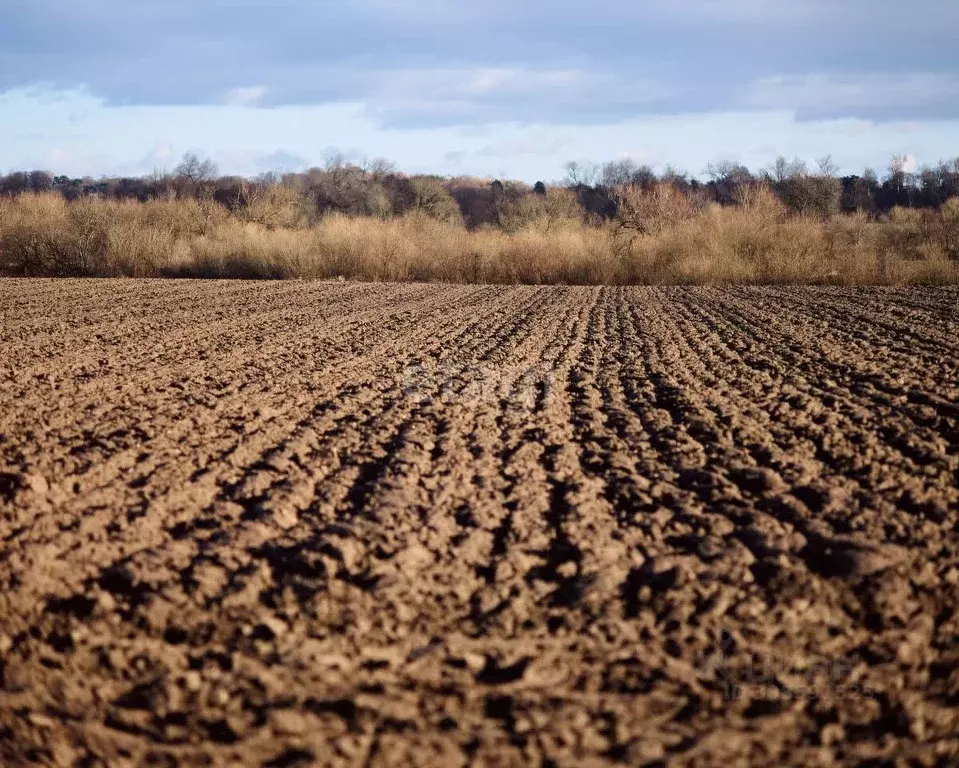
[2,152,958,228]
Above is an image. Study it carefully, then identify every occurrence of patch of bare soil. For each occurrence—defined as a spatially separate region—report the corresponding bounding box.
[1,280,958,767]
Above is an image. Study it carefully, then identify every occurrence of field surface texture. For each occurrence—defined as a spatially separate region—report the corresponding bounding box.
[1,280,958,768]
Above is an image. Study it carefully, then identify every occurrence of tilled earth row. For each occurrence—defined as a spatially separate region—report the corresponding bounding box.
[1,280,957,767]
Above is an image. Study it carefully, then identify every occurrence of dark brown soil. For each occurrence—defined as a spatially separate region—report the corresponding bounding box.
[1,280,958,767]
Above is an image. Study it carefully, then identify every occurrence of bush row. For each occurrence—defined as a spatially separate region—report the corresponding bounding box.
[1,187,957,284]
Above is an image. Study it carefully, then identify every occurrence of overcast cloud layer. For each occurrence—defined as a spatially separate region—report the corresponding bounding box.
[2,0,958,126]
[1,1,958,179]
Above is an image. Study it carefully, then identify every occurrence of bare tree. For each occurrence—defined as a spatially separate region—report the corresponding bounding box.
[27,170,54,193]
[563,160,600,187]
[705,159,751,183]
[256,171,281,187]
[660,165,689,186]
[886,154,913,204]
[817,154,839,176]
[174,152,218,184]
[705,160,755,206]
[764,155,840,218]
[361,157,396,180]
[888,153,910,179]
[601,158,655,188]
[767,156,806,184]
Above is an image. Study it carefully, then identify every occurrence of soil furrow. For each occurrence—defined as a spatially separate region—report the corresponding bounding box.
[1,280,957,768]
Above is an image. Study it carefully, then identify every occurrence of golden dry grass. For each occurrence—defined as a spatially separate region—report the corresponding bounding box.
[1,191,957,284]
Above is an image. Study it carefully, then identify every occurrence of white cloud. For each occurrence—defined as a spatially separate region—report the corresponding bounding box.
[222,86,267,107]
[360,67,671,126]
[38,146,107,176]
[373,67,601,100]
[150,140,177,165]
[474,133,573,158]
[463,68,593,95]
[615,149,658,165]
[466,69,514,94]
[2,0,957,128]
[743,74,959,114]
[4,87,959,183]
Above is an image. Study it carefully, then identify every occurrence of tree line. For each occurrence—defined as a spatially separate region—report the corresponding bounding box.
[2,152,958,229]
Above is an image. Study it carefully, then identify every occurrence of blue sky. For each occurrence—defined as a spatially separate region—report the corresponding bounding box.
[2,0,957,181]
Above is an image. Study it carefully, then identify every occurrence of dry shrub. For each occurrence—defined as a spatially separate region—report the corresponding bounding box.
[899,198,959,263]
[136,195,229,237]
[823,212,882,284]
[776,173,842,219]
[496,188,585,234]
[615,182,699,238]
[105,220,177,277]
[0,194,111,275]
[1,190,957,284]
[616,184,958,285]
[171,222,320,279]
[270,213,615,284]
[621,190,835,284]
[0,193,71,274]
[885,253,958,284]
[485,226,616,284]
[864,207,958,283]
[234,184,311,229]
[612,183,702,265]
[226,212,481,282]
[882,207,931,261]
[0,193,229,276]
[409,178,463,225]
[942,197,959,260]
[309,213,445,281]
[875,204,957,283]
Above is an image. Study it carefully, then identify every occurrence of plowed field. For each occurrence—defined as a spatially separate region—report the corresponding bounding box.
[1,280,958,767]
